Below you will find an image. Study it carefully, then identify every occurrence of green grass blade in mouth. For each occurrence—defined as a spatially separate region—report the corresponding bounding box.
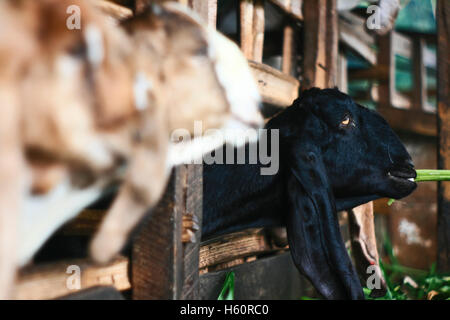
[415,169,450,182]
[388,169,450,205]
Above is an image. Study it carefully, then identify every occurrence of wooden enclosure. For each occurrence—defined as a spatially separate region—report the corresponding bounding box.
[14,0,449,299]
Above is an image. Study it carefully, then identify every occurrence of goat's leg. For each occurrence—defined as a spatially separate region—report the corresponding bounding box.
[0,87,24,299]
[90,147,169,264]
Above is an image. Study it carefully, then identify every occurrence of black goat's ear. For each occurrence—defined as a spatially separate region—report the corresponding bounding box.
[286,142,364,300]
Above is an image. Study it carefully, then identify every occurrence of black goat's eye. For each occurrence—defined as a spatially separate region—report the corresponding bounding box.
[340,115,352,127]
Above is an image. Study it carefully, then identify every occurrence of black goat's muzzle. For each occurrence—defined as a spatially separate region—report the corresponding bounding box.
[387,164,417,197]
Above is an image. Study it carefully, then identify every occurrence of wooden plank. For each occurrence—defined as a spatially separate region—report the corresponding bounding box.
[180,165,203,299]
[437,0,450,272]
[131,164,203,299]
[60,210,105,236]
[189,0,218,28]
[326,0,338,86]
[269,0,304,21]
[199,229,286,270]
[339,14,377,65]
[238,0,264,62]
[239,0,255,59]
[377,33,407,110]
[252,0,265,62]
[303,0,338,88]
[337,50,348,93]
[199,252,312,299]
[412,37,427,111]
[15,256,130,300]
[131,167,185,299]
[377,106,436,137]
[249,61,300,107]
[282,25,294,74]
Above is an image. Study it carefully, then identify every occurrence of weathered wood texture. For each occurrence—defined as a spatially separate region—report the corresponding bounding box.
[239,0,265,62]
[282,25,294,75]
[180,165,203,299]
[199,228,288,273]
[437,0,450,272]
[131,165,203,299]
[374,30,438,137]
[249,61,299,107]
[303,0,338,89]
[15,256,130,300]
[252,0,265,62]
[190,0,217,27]
[131,168,184,299]
[377,32,411,109]
[412,38,427,111]
[339,12,377,65]
[60,210,105,236]
[240,0,255,59]
[199,252,313,299]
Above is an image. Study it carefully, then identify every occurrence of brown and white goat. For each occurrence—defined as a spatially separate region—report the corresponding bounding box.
[0,0,262,298]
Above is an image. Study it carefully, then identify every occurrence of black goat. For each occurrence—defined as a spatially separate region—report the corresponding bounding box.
[203,87,417,300]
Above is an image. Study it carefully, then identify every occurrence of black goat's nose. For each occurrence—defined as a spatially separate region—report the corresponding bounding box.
[405,158,415,168]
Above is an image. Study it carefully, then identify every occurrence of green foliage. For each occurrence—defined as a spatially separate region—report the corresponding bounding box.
[217,271,235,300]
[364,236,450,300]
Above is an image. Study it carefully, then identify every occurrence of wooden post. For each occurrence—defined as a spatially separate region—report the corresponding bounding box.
[376,32,394,110]
[238,0,265,62]
[239,0,255,59]
[337,50,348,93]
[282,25,294,75]
[180,165,203,299]
[131,167,185,299]
[189,0,218,28]
[131,165,203,299]
[252,0,265,63]
[412,37,427,111]
[302,0,338,88]
[437,0,450,272]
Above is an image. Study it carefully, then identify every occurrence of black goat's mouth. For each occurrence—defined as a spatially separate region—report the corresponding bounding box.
[387,168,417,186]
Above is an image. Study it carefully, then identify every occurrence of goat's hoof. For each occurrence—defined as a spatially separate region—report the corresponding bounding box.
[182,213,199,243]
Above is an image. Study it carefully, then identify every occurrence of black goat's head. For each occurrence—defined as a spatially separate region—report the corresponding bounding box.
[267,87,416,300]
[271,87,417,208]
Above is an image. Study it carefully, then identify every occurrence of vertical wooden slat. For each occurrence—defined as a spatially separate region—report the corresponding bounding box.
[302,0,338,88]
[325,0,338,87]
[282,25,294,74]
[252,0,265,62]
[412,38,427,111]
[189,0,218,28]
[181,0,216,298]
[131,167,185,299]
[180,165,203,299]
[377,32,394,110]
[239,0,255,59]
[437,0,450,272]
[337,50,348,93]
